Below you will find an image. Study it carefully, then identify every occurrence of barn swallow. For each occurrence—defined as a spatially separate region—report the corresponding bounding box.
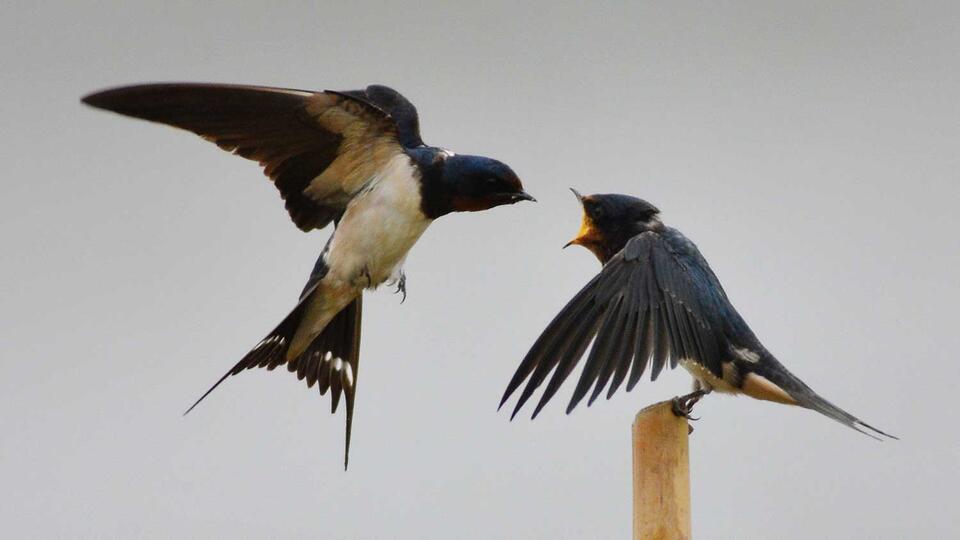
[82,83,534,467]
[500,190,895,440]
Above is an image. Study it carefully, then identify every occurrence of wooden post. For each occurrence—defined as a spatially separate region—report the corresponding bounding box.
[632,400,691,540]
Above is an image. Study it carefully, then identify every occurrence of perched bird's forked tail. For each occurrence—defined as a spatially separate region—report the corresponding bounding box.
[750,359,897,441]
[185,292,364,468]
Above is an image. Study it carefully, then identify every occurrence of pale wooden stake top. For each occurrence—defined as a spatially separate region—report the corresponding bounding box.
[632,400,692,540]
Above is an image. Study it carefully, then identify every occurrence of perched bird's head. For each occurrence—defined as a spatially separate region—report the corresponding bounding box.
[565,190,661,262]
[434,154,534,215]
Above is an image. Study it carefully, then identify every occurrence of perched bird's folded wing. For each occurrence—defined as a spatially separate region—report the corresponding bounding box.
[81,83,419,231]
[501,231,729,419]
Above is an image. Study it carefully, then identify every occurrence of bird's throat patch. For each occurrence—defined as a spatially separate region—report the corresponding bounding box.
[450,194,495,212]
[567,212,605,260]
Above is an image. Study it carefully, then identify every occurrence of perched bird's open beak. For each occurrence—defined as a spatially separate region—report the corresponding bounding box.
[564,188,594,249]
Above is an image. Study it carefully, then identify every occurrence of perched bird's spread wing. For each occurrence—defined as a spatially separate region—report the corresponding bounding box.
[81,83,421,231]
[501,231,730,419]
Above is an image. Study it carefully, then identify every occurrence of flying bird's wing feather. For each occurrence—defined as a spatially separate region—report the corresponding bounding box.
[501,231,729,418]
[81,83,419,231]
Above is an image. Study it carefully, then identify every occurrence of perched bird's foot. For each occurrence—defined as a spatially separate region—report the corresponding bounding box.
[394,273,407,303]
[671,389,708,420]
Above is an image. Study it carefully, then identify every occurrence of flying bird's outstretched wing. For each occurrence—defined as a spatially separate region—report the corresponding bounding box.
[500,231,729,419]
[81,83,422,231]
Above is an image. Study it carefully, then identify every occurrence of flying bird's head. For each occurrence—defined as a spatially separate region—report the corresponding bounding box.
[434,154,534,215]
[565,190,661,263]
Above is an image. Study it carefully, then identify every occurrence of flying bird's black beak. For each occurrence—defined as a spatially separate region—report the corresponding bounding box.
[512,191,536,203]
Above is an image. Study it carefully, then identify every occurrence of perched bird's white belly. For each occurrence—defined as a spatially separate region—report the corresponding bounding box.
[680,359,741,394]
[680,357,797,405]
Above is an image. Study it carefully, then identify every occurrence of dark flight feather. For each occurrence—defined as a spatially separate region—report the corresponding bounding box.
[81,83,421,232]
[566,297,624,413]
[502,231,733,417]
[625,308,651,392]
[499,273,604,411]
[587,296,633,406]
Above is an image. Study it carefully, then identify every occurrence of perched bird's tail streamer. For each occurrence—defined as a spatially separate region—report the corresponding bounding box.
[757,359,897,440]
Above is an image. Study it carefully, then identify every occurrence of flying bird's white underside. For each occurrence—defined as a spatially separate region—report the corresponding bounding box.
[328,153,431,287]
[288,153,432,358]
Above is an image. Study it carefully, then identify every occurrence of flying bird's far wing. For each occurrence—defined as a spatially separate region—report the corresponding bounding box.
[500,231,729,419]
[333,84,424,148]
[81,83,412,231]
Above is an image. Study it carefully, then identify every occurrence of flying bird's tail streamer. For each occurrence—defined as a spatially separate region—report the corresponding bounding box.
[185,293,363,468]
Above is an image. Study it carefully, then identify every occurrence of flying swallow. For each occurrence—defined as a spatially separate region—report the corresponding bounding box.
[500,190,894,440]
[82,83,534,467]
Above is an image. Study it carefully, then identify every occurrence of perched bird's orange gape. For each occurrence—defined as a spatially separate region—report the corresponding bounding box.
[501,189,895,441]
[82,83,535,468]
[565,199,606,260]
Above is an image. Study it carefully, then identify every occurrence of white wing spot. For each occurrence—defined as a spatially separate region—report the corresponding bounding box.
[733,347,761,364]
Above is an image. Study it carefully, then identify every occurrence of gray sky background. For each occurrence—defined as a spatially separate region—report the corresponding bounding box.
[3,1,958,538]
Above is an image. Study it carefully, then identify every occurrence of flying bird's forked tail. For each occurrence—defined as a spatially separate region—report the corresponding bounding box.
[185,292,363,468]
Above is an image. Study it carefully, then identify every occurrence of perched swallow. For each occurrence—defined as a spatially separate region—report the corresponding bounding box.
[500,190,894,440]
[82,83,534,467]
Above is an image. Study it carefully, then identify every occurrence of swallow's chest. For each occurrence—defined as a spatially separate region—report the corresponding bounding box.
[325,154,432,288]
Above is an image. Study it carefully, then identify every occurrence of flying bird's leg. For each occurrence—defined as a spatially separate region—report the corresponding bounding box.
[671,388,711,420]
[394,272,407,303]
[361,266,373,288]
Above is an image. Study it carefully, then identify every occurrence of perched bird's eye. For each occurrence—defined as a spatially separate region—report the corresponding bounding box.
[591,204,606,220]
